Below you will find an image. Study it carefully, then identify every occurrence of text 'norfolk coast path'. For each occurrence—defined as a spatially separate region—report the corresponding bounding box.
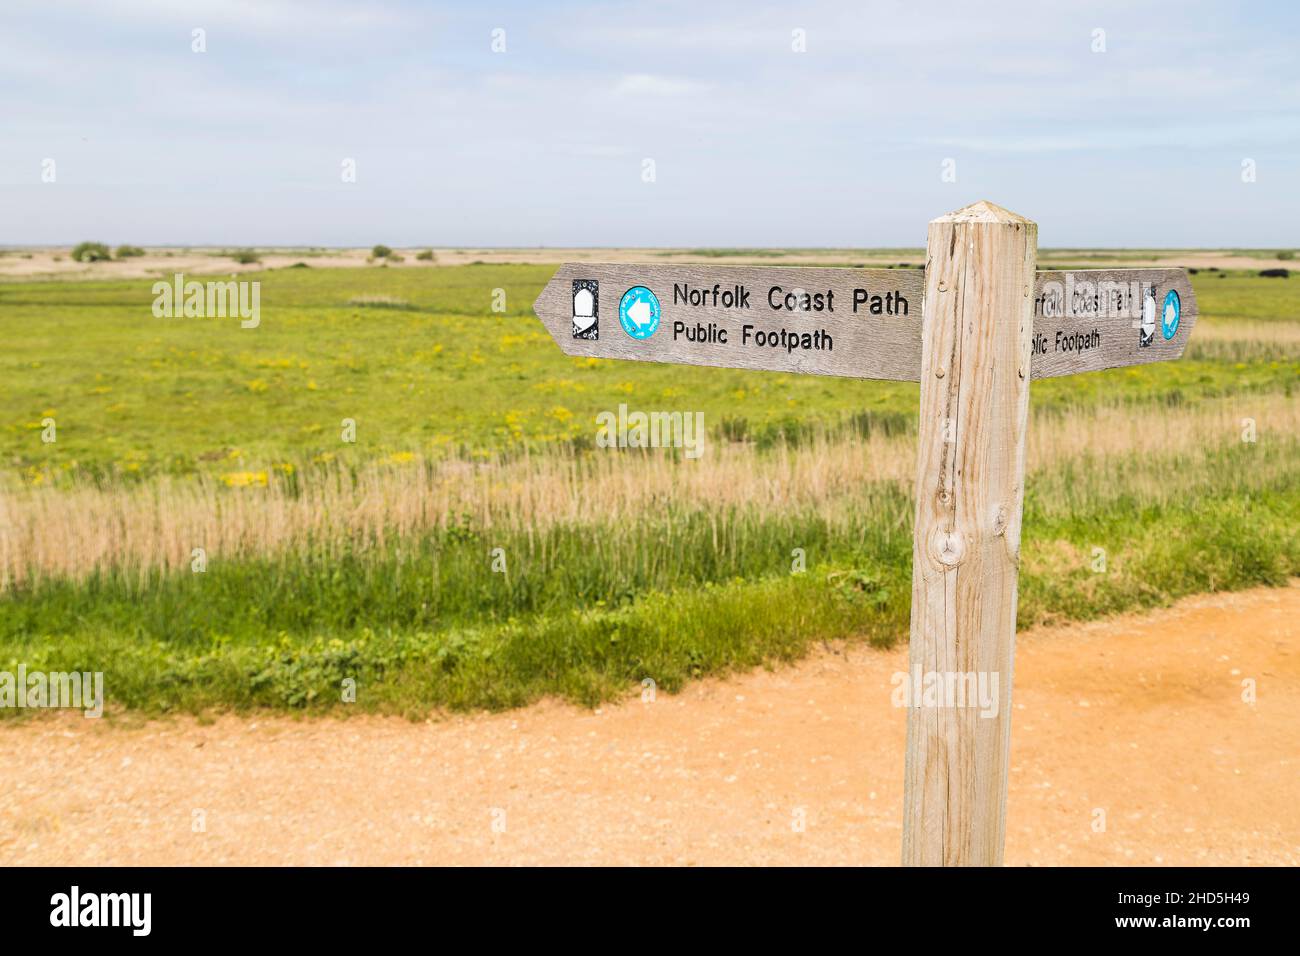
[532,201,1199,867]
[533,262,1196,382]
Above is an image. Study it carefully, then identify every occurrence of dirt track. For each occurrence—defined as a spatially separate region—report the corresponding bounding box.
[1,584,1296,866]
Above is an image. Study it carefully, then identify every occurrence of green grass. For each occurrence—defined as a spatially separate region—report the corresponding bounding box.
[2,437,1296,717]
[1,262,1298,717]
[1,266,1296,484]
[1189,271,1299,322]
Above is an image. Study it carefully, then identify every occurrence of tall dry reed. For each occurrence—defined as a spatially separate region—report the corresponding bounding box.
[1,393,1295,589]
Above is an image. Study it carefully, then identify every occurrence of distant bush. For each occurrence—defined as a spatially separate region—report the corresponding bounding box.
[387,253,404,263]
[287,262,310,269]
[71,241,112,262]
[115,245,146,259]
[371,244,394,259]
[1259,268,1290,278]
[416,249,436,261]
[228,249,260,264]
[347,294,416,311]
[1279,250,1295,261]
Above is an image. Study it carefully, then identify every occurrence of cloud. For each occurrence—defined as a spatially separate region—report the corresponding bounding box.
[610,74,703,97]
[15,0,418,35]
[3,0,1299,245]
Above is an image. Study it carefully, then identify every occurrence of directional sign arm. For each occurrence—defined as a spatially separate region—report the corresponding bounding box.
[534,263,1197,382]
[1029,268,1198,379]
[533,263,925,381]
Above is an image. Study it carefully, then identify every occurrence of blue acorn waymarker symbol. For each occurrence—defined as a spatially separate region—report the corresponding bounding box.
[1161,289,1181,340]
[618,286,660,340]
[529,206,1201,870]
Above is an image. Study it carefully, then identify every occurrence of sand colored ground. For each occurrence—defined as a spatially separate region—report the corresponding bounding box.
[1,583,1296,866]
[0,247,1291,280]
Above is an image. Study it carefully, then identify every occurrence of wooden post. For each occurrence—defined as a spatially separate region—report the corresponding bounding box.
[532,205,1196,866]
[902,201,1037,866]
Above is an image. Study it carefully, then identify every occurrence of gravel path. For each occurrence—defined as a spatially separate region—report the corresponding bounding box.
[2,583,1295,866]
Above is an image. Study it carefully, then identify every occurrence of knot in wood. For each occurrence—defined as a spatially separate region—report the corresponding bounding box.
[930,528,965,567]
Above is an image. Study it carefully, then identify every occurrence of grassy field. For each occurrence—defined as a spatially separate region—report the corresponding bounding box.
[2,264,1296,482]
[0,260,1297,716]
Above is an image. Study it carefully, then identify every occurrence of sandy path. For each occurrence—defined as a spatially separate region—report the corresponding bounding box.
[1,584,1296,866]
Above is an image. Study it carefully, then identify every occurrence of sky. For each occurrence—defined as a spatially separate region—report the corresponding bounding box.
[2,0,1298,248]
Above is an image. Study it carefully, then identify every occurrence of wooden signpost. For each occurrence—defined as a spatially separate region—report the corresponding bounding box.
[532,201,1198,866]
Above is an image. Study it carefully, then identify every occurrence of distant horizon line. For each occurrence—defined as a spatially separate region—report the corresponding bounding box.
[1,243,1288,252]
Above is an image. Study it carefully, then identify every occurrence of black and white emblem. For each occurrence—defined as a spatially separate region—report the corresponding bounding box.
[573,279,598,339]
[1139,286,1157,348]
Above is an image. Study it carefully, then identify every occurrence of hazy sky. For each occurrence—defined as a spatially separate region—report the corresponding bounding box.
[3,0,1298,247]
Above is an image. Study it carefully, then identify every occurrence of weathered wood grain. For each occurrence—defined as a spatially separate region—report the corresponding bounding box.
[533,210,1201,868]
[901,201,1036,866]
[533,263,1196,382]
[1031,268,1198,379]
[533,263,925,381]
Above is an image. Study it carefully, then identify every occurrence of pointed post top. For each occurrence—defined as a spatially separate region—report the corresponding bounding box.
[933,200,1034,225]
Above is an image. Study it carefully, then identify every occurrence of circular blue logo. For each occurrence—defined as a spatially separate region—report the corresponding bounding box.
[1161,290,1181,340]
[618,286,660,340]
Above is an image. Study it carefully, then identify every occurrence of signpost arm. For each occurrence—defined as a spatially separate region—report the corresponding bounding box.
[902,201,1037,866]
